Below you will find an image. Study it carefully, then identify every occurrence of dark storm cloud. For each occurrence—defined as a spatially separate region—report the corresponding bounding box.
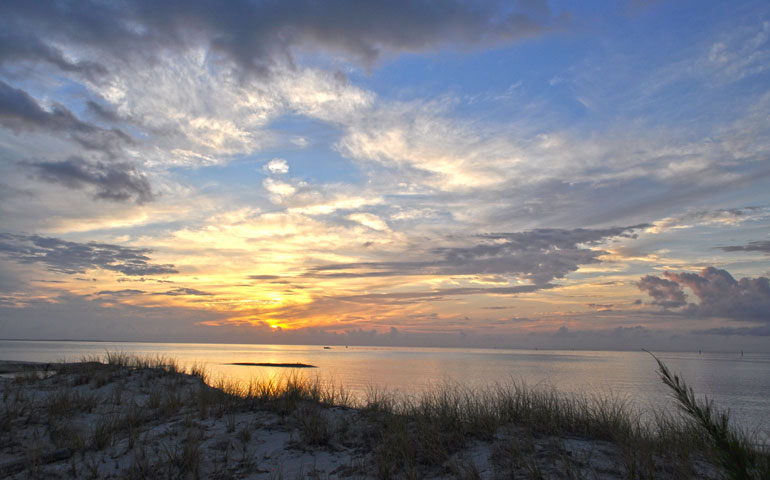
[30,157,153,204]
[0,233,177,276]
[0,0,561,76]
[638,267,770,322]
[0,80,132,154]
[636,275,687,308]
[718,240,770,254]
[309,225,646,285]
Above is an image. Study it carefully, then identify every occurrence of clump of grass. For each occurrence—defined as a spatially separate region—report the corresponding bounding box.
[91,415,116,450]
[214,373,353,415]
[295,404,332,447]
[189,362,207,382]
[160,428,204,478]
[46,387,100,416]
[649,351,770,480]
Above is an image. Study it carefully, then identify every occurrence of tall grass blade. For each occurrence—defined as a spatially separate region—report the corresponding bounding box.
[646,350,768,480]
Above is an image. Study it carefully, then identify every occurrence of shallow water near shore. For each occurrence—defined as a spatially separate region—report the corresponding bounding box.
[2,340,768,436]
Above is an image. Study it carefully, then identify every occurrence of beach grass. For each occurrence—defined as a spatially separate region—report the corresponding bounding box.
[1,352,767,479]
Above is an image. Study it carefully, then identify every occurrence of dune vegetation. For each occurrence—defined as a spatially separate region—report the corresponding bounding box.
[1,352,767,479]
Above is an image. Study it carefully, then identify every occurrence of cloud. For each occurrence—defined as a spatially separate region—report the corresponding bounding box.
[0,233,176,276]
[718,240,770,254]
[248,275,284,280]
[0,293,226,342]
[586,303,615,311]
[265,158,289,174]
[95,286,213,297]
[636,275,687,308]
[0,80,85,133]
[334,284,553,305]
[263,178,297,202]
[0,80,132,154]
[1,81,152,203]
[434,227,643,285]
[646,207,763,234]
[638,267,770,321]
[258,177,383,214]
[97,289,146,296]
[347,213,389,231]
[390,208,439,221]
[0,31,106,77]
[30,157,154,203]
[0,1,561,76]
[338,100,521,190]
[85,100,124,124]
[308,225,646,285]
[703,20,770,85]
[158,287,214,296]
[692,326,770,336]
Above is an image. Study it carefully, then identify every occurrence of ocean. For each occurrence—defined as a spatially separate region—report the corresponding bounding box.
[2,340,768,436]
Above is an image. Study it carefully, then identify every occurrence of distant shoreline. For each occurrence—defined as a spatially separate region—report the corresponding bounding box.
[0,338,762,354]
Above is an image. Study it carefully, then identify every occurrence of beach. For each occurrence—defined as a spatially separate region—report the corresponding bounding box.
[0,357,735,479]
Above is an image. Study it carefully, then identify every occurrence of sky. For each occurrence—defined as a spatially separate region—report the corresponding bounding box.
[0,0,769,351]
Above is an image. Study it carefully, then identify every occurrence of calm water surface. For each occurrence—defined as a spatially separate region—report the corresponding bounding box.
[2,340,768,435]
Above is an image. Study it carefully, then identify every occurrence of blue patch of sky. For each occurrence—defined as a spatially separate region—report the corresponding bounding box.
[348,2,758,135]
[0,71,85,111]
[167,159,270,205]
[592,2,768,126]
[346,0,770,139]
[262,113,365,184]
[357,35,594,123]
[172,113,364,194]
